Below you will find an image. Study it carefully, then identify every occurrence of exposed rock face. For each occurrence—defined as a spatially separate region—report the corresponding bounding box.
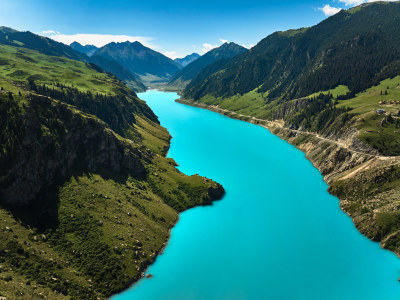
[269,125,374,183]
[0,95,148,205]
[206,184,225,204]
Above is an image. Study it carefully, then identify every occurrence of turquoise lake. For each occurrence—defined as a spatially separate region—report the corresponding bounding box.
[113,90,400,300]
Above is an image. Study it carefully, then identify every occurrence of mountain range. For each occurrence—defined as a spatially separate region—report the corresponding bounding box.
[184,2,400,101]
[91,41,181,88]
[167,42,247,90]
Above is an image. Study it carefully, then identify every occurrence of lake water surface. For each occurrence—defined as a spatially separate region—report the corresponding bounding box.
[113,90,400,300]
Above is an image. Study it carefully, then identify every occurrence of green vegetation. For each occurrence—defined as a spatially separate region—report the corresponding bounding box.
[184,2,400,101]
[306,85,350,100]
[167,42,247,91]
[179,2,400,260]
[337,76,400,155]
[92,41,181,88]
[197,88,273,119]
[0,44,120,94]
[0,42,223,299]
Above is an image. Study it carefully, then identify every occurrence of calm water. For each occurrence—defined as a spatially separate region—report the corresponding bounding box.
[113,91,400,300]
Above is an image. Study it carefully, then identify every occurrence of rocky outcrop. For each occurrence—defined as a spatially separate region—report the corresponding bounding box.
[0,95,149,206]
[268,125,375,183]
[205,183,225,204]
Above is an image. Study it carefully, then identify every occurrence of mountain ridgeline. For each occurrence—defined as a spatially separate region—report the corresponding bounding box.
[174,53,200,67]
[0,26,86,61]
[184,2,400,101]
[167,42,247,90]
[69,41,147,92]
[70,41,98,57]
[0,28,146,92]
[92,41,181,88]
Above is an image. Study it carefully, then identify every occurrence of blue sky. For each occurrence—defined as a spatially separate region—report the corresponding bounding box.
[0,0,391,58]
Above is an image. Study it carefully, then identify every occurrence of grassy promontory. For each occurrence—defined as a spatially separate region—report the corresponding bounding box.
[0,43,224,299]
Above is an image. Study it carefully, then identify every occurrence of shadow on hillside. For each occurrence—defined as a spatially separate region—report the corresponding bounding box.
[2,167,146,232]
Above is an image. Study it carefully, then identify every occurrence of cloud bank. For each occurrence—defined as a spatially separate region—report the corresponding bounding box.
[40,31,155,48]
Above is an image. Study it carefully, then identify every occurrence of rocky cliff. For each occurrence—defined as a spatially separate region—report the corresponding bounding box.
[0,94,147,205]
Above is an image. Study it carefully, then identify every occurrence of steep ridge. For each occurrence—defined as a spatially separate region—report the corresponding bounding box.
[88,55,146,92]
[0,41,223,299]
[0,27,146,92]
[179,2,400,260]
[92,41,181,88]
[166,42,247,91]
[0,27,86,61]
[70,41,146,92]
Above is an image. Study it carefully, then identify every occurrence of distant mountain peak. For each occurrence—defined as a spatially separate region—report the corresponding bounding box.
[167,42,247,90]
[70,41,98,57]
[174,53,201,67]
[92,40,181,85]
[70,41,82,47]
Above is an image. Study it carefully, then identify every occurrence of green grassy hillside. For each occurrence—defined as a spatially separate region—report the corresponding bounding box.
[0,44,224,299]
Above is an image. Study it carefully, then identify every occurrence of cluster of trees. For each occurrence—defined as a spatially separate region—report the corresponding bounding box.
[28,80,138,134]
[383,113,400,129]
[284,93,353,133]
[185,2,400,103]
[0,92,24,171]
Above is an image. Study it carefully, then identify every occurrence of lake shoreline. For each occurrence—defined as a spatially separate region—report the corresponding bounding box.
[176,97,400,259]
[115,91,400,299]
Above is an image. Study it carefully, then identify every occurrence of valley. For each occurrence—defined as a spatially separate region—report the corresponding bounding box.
[2,1,400,299]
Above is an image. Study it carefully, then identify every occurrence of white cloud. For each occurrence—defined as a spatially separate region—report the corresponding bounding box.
[319,4,342,16]
[202,43,219,53]
[338,0,364,6]
[39,31,155,48]
[163,51,178,59]
[201,39,231,53]
[242,44,255,49]
[41,30,58,34]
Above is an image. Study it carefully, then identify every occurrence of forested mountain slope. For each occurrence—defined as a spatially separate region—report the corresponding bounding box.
[0,27,86,61]
[166,42,247,90]
[184,2,400,101]
[0,42,223,299]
